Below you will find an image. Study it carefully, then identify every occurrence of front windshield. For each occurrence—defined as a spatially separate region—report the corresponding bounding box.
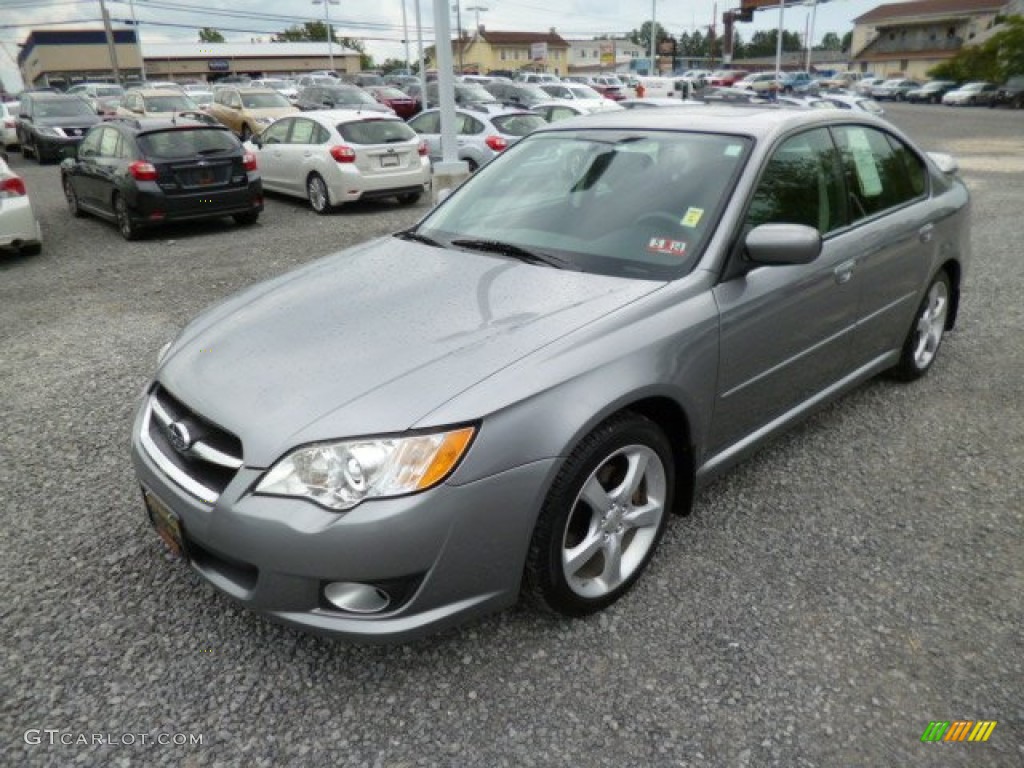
[36,98,95,117]
[241,92,292,108]
[417,130,751,280]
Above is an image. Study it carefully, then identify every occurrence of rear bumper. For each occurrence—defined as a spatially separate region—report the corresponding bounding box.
[0,198,42,250]
[126,177,263,224]
[326,161,430,204]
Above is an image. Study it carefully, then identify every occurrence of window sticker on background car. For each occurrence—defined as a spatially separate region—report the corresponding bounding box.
[846,127,883,197]
[724,144,743,157]
[681,207,704,228]
[646,237,687,256]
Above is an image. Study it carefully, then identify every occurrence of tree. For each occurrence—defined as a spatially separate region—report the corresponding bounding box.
[927,15,1023,82]
[743,29,802,58]
[628,20,670,54]
[841,31,853,53]
[199,28,225,43]
[818,32,841,51]
[379,58,409,75]
[273,22,373,69]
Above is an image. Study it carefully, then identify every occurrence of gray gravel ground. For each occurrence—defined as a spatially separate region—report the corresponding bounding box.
[2,103,1021,767]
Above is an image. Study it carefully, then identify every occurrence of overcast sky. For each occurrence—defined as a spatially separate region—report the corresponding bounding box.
[1,0,889,91]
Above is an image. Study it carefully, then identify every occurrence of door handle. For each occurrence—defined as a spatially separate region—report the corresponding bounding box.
[834,259,856,285]
[919,223,935,243]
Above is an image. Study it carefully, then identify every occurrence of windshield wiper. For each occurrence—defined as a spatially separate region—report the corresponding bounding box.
[394,228,443,248]
[450,238,568,269]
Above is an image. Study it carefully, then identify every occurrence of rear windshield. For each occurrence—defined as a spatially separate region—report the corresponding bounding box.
[137,128,237,158]
[491,113,547,137]
[143,95,196,112]
[337,120,416,145]
[241,92,291,109]
[326,88,378,106]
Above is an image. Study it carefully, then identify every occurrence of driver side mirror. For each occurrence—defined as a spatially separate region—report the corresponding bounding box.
[744,223,822,266]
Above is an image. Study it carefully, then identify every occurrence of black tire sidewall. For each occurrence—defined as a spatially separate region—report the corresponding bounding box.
[526,413,675,616]
[891,270,951,381]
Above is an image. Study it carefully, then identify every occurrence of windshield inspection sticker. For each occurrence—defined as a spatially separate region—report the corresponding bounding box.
[647,237,687,256]
[681,207,704,228]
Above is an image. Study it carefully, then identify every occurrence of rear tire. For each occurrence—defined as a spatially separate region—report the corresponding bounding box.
[890,271,951,381]
[63,176,83,218]
[20,242,42,256]
[240,125,252,142]
[396,191,422,205]
[114,193,139,241]
[306,173,332,214]
[233,211,259,226]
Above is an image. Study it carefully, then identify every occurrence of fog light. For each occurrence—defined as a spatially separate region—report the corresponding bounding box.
[323,582,390,614]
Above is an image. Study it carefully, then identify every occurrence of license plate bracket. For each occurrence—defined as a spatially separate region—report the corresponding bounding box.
[143,488,186,559]
[380,154,400,168]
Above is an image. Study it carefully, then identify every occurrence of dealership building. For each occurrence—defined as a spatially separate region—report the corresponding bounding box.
[17,29,360,89]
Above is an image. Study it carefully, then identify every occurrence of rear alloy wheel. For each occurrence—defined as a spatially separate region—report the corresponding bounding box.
[890,271,951,381]
[525,412,674,616]
[63,176,83,217]
[307,173,331,214]
[396,191,422,205]
[114,193,139,241]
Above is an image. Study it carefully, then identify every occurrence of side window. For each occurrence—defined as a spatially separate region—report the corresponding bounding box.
[98,128,120,158]
[314,124,331,144]
[78,127,103,158]
[746,127,844,235]
[227,91,241,109]
[832,125,927,221]
[261,119,290,145]
[459,115,484,135]
[289,119,316,144]
[409,112,439,134]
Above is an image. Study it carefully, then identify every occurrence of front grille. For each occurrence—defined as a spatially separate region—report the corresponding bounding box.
[140,385,244,503]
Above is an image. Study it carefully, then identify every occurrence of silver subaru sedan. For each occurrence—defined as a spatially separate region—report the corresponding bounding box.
[132,106,970,642]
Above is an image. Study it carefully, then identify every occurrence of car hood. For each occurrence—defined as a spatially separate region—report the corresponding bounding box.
[158,238,661,466]
[244,106,298,119]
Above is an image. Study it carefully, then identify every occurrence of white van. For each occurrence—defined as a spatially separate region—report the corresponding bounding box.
[635,76,687,99]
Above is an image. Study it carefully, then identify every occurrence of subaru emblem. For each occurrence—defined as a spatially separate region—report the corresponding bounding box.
[166,422,192,453]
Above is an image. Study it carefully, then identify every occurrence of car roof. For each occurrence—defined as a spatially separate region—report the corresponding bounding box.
[105,116,227,133]
[132,89,193,97]
[293,109,404,124]
[531,103,884,140]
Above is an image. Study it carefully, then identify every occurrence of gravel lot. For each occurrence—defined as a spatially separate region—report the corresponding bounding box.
[2,103,1021,767]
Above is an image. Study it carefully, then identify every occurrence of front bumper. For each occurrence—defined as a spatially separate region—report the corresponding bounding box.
[130,397,555,642]
[33,132,86,160]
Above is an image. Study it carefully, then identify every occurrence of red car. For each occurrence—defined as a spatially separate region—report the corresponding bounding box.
[707,70,749,87]
[364,86,419,119]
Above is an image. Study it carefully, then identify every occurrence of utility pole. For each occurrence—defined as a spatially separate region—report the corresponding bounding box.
[452,1,464,73]
[401,0,411,71]
[98,0,122,85]
[650,0,657,75]
[127,0,145,80]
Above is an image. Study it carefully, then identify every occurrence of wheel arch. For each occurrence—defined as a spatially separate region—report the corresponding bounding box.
[305,170,332,207]
[940,258,962,331]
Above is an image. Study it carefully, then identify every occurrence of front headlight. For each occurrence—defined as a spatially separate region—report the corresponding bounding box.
[37,126,61,137]
[255,426,476,511]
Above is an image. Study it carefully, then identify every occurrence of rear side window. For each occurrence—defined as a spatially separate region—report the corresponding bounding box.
[832,125,927,221]
[491,113,547,137]
[337,120,416,145]
[138,128,237,158]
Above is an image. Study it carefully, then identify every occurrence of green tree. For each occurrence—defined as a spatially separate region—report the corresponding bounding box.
[818,32,841,51]
[628,20,670,54]
[198,27,225,43]
[379,58,408,75]
[274,22,373,69]
[927,15,1023,81]
[841,31,853,53]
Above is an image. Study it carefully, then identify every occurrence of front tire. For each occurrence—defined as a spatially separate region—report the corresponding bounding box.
[890,271,951,381]
[525,412,674,617]
[239,124,252,142]
[306,173,331,214]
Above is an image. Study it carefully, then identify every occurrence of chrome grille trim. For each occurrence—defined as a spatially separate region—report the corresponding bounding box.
[149,397,243,470]
[140,400,219,504]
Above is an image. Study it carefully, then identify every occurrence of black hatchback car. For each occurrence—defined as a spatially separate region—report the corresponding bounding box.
[17,92,102,163]
[60,117,263,240]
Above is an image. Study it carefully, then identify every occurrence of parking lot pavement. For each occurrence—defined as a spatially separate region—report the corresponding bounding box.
[2,103,1022,767]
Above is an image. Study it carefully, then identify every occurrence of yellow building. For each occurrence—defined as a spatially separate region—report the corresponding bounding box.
[428,27,571,76]
[19,29,144,89]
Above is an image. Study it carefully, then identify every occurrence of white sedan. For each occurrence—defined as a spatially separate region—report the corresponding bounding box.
[0,154,42,256]
[247,110,431,213]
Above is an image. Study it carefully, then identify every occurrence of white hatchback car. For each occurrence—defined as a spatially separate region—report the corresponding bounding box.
[248,110,430,213]
[0,153,43,256]
[2,102,20,149]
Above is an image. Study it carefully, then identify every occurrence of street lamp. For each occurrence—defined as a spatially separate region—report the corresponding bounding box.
[312,0,340,73]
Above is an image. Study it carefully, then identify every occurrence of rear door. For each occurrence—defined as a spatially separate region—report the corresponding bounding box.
[829,124,935,364]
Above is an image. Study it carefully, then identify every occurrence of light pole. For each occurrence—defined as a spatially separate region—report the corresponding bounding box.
[650,0,656,75]
[312,0,340,73]
[126,0,146,80]
[451,2,464,73]
[400,0,411,73]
